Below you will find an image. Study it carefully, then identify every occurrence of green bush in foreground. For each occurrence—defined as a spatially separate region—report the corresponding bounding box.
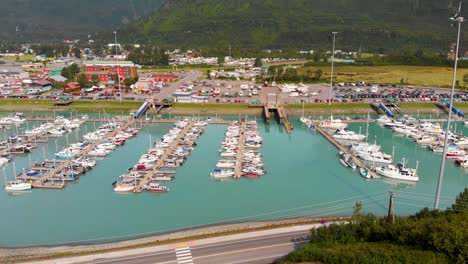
[284,242,450,264]
[281,188,468,264]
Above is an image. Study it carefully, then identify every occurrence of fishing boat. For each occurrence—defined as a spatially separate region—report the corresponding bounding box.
[144,182,170,193]
[4,180,32,191]
[375,159,419,182]
[359,167,371,179]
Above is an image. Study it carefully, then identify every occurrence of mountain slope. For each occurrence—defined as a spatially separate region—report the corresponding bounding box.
[0,0,163,41]
[123,0,466,51]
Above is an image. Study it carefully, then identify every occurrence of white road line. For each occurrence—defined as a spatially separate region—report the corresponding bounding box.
[175,246,194,264]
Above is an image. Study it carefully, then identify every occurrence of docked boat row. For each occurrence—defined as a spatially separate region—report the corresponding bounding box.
[0,114,25,125]
[25,115,86,137]
[211,120,265,179]
[380,115,468,170]
[113,119,206,192]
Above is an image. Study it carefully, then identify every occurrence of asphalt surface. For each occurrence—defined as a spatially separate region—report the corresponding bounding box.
[154,71,203,101]
[81,231,310,264]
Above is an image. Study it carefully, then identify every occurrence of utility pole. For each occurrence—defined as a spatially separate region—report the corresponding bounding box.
[435,1,464,209]
[387,192,395,224]
[329,32,338,105]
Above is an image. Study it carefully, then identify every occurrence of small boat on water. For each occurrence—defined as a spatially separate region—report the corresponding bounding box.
[359,167,371,179]
[318,116,347,130]
[339,151,357,170]
[72,157,96,169]
[113,180,136,192]
[446,149,466,159]
[4,180,32,191]
[210,169,234,179]
[144,182,169,193]
[333,129,366,141]
[455,155,468,168]
[0,157,10,167]
[25,170,40,177]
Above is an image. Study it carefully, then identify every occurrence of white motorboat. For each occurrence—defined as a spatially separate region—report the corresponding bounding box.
[356,150,393,164]
[339,151,357,170]
[0,157,10,167]
[376,115,392,124]
[446,148,466,159]
[319,116,347,130]
[113,180,136,192]
[72,157,96,168]
[97,142,116,150]
[350,142,381,153]
[88,148,111,157]
[414,135,435,145]
[375,159,419,182]
[216,160,237,168]
[210,169,234,179]
[333,129,366,141]
[4,180,32,191]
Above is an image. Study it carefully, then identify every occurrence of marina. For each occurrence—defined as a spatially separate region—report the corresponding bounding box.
[0,112,467,247]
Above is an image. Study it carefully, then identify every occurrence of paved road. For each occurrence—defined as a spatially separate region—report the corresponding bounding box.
[85,231,309,264]
[154,71,202,100]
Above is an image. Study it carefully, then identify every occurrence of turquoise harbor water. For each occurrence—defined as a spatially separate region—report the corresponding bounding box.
[0,115,467,247]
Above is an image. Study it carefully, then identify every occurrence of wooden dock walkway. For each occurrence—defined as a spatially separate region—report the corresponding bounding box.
[19,118,136,189]
[135,120,197,192]
[313,121,379,179]
[234,120,247,178]
[264,105,293,134]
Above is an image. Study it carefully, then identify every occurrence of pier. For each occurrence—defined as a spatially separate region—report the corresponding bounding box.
[135,120,197,192]
[264,94,293,134]
[312,121,379,179]
[234,120,247,178]
[18,118,136,189]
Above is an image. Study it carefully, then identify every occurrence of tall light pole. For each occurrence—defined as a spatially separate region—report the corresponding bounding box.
[329,32,338,105]
[113,31,122,102]
[434,2,464,209]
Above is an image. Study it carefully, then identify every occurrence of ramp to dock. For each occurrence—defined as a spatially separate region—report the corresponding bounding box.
[379,103,394,118]
[134,102,150,119]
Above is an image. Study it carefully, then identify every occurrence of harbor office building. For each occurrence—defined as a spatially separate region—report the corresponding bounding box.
[82,61,138,82]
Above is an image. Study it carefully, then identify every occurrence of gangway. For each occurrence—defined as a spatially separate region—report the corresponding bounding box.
[441,98,464,118]
[379,102,394,118]
[391,103,403,115]
[134,101,150,119]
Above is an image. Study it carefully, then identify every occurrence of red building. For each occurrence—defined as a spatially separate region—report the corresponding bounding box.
[83,61,139,82]
[64,82,81,94]
[152,74,178,83]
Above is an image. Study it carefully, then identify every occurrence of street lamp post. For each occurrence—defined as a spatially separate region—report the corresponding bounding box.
[329,32,338,105]
[434,4,464,209]
[113,31,122,102]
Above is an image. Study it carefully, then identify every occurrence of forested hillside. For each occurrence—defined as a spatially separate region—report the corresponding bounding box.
[0,0,163,41]
[123,0,467,51]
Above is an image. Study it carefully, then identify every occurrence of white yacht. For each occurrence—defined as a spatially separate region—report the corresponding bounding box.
[318,116,347,130]
[333,129,366,141]
[216,160,237,168]
[375,159,419,182]
[356,150,393,164]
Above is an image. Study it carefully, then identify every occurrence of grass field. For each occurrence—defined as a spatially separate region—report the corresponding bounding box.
[297,65,468,88]
[0,55,36,61]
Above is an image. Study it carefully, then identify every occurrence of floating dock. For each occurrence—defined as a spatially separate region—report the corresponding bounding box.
[234,120,247,178]
[135,120,197,192]
[312,121,379,179]
[18,118,136,189]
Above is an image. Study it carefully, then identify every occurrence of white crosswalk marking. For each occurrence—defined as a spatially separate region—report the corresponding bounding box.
[175,246,194,264]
